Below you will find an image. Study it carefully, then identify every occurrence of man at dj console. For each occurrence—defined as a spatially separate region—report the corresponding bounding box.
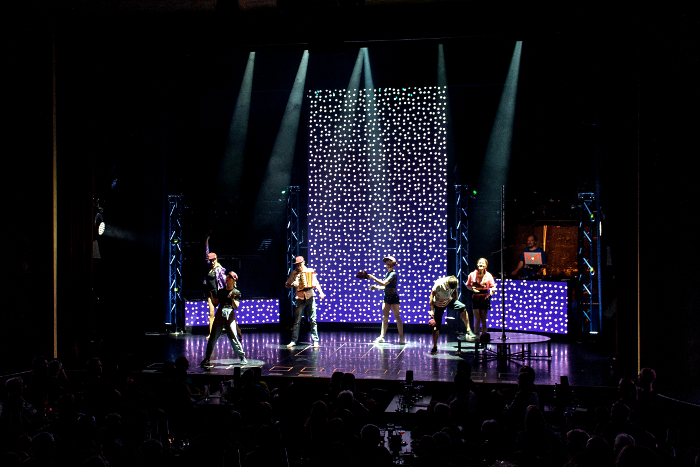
[511,235,547,278]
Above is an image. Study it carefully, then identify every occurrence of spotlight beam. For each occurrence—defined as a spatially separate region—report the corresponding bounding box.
[476,41,523,248]
[253,50,309,218]
[219,51,255,195]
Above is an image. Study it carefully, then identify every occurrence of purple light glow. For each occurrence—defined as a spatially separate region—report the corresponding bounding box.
[308,87,448,324]
[488,279,568,334]
[185,300,280,326]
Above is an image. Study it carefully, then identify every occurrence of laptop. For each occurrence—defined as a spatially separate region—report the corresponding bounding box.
[524,252,543,265]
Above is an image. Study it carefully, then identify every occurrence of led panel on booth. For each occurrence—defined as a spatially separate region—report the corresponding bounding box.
[307,86,448,324]
[488,279,568,334]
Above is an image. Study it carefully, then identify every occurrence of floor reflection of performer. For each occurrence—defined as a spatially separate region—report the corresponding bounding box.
[285,256,325,349]
[466,258,496,341]
[366,256,405,345]
[201,271,247,367]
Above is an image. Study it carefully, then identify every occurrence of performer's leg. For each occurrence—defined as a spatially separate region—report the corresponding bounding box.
[451,299,474,335]
[206,295,216,339]
[225,317,246,360]
[474,308,488,335]
[431,308,445,353]
[431,329,440,352]
[202,315,222,364]
[289,300,304,345]
[309,298,319,345]
[380,303,391,339]
[391,304,404,343]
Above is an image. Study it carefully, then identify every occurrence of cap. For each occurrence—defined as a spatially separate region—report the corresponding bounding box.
[293,256,305,265]
[227,271,238,281]
[382,256,398,266]
[208,253,217,260]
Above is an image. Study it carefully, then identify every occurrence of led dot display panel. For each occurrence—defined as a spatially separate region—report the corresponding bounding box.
[185,300,280,326]
[307,87,448,324]
[488,280,568,334]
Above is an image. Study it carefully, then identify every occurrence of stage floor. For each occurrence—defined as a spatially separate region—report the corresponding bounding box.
[136,327,614,387]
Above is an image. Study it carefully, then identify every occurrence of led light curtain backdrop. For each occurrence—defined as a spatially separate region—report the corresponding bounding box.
[308,86,448,324]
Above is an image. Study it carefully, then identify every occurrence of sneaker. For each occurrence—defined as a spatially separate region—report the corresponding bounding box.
[240,358,248,365]
[375,336,385,343]
[286,342,296,348]
[430,346,438,354]
[467,330,477,338]
[399,339,406,345]
[313,342,320,348]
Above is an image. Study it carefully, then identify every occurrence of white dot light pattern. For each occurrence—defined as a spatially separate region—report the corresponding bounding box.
[307,87,448,324]
[488,280,568,334]
[185,300,280,326]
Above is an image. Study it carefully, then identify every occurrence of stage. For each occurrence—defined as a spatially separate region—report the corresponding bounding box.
[135,326,614,388]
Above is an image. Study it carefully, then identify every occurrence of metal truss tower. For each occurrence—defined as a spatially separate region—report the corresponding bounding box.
[577,192,602,334]
[286,186,301,321]
[167,195,184,333]
[454,185,470,301]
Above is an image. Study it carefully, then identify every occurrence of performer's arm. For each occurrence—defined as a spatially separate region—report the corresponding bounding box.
[511,260,524,276]
[429,290,436,317]
[285,271,299,289]
[367,273,389,287]
[465,273,478,292]
[313,275,326,299]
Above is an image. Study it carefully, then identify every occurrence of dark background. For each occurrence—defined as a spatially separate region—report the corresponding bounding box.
[2,2,697,403]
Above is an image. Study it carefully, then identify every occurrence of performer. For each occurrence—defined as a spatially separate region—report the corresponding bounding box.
[203,235,226,339]
[511,235,547,278]
[366,256,405,345]
[428,275,477,354]
[203,234,241,340]
[201,271,247,367]
[466,258,496,341]
[285,256,325,348]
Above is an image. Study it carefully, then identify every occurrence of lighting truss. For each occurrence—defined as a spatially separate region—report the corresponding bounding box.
[168,195,184,333]
[454,185,470,302]
[577,192,600,334]
[286,186,301,323]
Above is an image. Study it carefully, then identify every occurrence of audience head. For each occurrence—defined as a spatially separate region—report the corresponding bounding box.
[174,356,190,371]
[566,429,590,459]
[616,445,660,467]
[48,359,63,377]
[5,376,23,396]
[614,433,635,456]
[637,368,656,390]
[360,424,381,446]
[523,405,545,431]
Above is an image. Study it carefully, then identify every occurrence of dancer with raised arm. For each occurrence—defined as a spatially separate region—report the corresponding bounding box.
[201,271,247,367]
[363,256,405,345]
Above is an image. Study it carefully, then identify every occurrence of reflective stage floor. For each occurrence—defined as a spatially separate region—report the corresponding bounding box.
[134,326,615,388]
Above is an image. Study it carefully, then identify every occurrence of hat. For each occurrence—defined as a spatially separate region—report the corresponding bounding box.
[208,253,217,260]
[227,271,238,281]
[382,256,397,266]
[293,256,305,265]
